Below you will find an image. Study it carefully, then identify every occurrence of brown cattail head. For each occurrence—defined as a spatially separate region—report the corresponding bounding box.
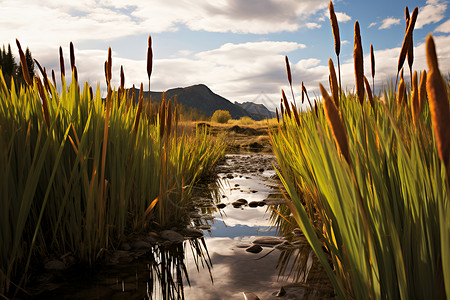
[397,76,406,106]
[398,7,418,74]
[89,86,93,100]
[51,69,56,87]
[73,65,78,83]
[353,21,364,105]
[33,59,50,92]
[328,58,339,108]
[320,83,350,164]
[364,75,374,110]
[301,81,305,104]
[418,70,427,116]
[147,35,153,81]
[107,47,112,85]
[291,102,300,126]
[405,7,414,76]
[329,1,340,56]
[405,6,410,32]
[285,56,292,86]
[280,99,285,116]
[426,34,450,167]
[276,107,280,123]
[69,42,75,71]
[16,39,32,86]
[370,44,375,79]
[411,70,419,125]
[281,89,291,117]
[134,82,144,132]
[120,65,125,90]
[59,46,65,78]
[35,76,50,129]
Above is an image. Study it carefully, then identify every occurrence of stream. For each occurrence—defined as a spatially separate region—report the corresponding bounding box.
[28,154,333,300]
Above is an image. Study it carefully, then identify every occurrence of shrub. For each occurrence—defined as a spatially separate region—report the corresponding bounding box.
[211,110,231,123]
[237,116,254,125]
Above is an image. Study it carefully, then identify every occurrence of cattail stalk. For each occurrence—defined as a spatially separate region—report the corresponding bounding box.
[59,46,65,80]
[411,70,419,126]
[329,1,342,100]
[396,7,418,92]
[426,34,450,168]
[147,35,153,109]
[281,89,291,117]
[16,39,32,86]
[418,70,427,116]
[51,69,56,88]
[328,58,339,108]
[302,82,313,111]
[364,76,374,110]
[69,42,75,71]
[405,7,414,81]
[353,21,365,105]
[35,76,50,129]
[397,75,406,107]
[320,83,350,164]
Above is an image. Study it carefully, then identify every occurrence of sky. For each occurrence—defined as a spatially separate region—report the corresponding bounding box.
[1,0,450,110]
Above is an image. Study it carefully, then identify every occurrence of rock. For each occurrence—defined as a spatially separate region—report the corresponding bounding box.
[160,230,184,242]
[232,201,244,207]
[249,142,263,149]
[226,173,234,179]
[132,240,152,250]
[44,259,66,271]
[119,243,131,251]
[252,236,284,246]
[183,227,204,238]
[248,201,259,207]
[243,292,260,300]
[235,244,251,248]
[258,168,264,172]
[246,245,263,253]
[276,286,286,297]
[196,225,211,230]
[216,203,226,209]
[236,198,248,204]
[235,184,240,187]
[257,201,265,207]
[263,198,286,205]
[275,241,293,251]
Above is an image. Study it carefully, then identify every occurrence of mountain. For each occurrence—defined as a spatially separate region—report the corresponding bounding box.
[130,84,273,121]
[235,101,276,119]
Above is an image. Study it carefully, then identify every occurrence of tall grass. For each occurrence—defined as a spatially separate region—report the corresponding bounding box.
[0,40,225,296]
[270,3,449,299]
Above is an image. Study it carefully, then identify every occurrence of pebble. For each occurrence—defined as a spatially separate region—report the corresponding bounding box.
[119,243,131,251]
[160,230,184,242]
[132,240,152,250]
[44,259,66,271]
[248,201,259,207]
[252,236,284,246]
[183,227,204,238]
[245,245,263,253]
[216,203,226,209]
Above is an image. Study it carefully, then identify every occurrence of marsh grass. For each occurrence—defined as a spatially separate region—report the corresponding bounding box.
[270,4,449,299]
[0,41,225,296]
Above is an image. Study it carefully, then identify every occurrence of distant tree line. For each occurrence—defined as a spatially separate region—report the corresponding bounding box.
[0,43,35,88]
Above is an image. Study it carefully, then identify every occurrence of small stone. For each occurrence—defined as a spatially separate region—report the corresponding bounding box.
[226,173,234,179]
[248,201,259,208]
[252,236,283,246]
[236,198,248,204]
[276,286,286,297]
[232,201,244,207]
[196,224,211,230]
[258,168,264,172]
[44,259,66,271]
[235,184,240,187]
[257,201,265,207]
[160,230,184,242]
[132,240,152,250]
[246,245,263,253]
[243,292,260,300]
[216,203,226,209]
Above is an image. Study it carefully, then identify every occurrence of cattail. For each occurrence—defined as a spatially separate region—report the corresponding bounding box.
[285,56,297,106]
[160,93,166,139]
[16,39,32,86]
[276,107,280,123]
[33,59,50,92]
[51,69,56,88]
[281,99,285,117]
[166,99,172,136]
[134,82,143,132]
[328,58,339,108]
[301,81,305,104]
[314,99,318,117]
[35,76,50,129]
[397,75,406,106]
[418,70,427,116]
[405,7,414,80]
[89,86,93,101]
[69,42,75,71]
[107,47,112,86]
[353,21,364,105]
[147,35,153,81]
[426,34,450,168]
[281,89,291,117]
[320,83,350,164]
[329,1,340,56]
[73,65,78,82]
[370,44,375,87]
[364,76,374,110]
[411,70,419,125]
[291,102,300,126]
[59,46,65,79]
[397,7,418,76]
[104,61,108,86]
[119,65,124,106]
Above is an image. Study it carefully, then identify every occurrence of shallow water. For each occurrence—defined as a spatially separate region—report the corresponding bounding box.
[29,154,333,299]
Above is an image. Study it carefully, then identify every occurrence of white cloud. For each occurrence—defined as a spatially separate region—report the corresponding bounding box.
[306,22,321,29]
[368,22,377,28]
[379,17,401,29]
[342,40,350,45]
[435,19,450,33]
[416,0,447,29]
[335,12,351,23]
